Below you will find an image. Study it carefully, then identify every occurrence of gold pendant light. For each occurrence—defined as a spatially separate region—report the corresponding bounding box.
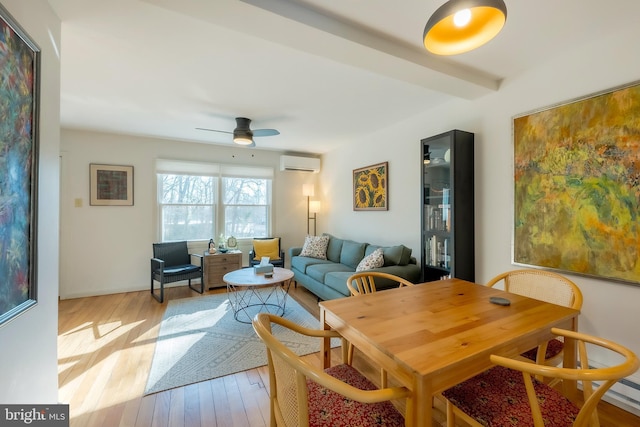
[423,0,507,55]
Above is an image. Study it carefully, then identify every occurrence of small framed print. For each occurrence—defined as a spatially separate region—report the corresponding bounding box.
[90,164,134,206]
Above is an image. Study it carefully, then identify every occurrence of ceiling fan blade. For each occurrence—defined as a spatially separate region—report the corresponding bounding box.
[196,127,232,134]
[253,129,280,137]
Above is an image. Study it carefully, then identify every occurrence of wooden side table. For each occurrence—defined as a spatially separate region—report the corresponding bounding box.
[203,251,242,290]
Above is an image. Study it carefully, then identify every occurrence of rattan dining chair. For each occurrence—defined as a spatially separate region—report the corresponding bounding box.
[443,328,639,427]
[346,271,414,387]
[486,269,583,366]
[252,312,412,427]
[346,271,415,296]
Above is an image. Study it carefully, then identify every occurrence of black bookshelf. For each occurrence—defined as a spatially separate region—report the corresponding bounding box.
[421,130,475,282]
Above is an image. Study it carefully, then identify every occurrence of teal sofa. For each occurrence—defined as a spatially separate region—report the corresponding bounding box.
[289,234,421,301]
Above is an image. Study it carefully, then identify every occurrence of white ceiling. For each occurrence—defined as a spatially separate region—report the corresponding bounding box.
[48,0,638,154]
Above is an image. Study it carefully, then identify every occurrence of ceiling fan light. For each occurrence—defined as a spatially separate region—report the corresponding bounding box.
[233,129,254,145]
[233,135,254,145]
[423,0,507,56]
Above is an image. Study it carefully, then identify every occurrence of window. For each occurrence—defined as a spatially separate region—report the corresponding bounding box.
[156,160,273,242]
[223,177,270,238]
[158,174,216,241]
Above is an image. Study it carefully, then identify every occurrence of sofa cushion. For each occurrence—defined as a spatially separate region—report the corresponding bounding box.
[364,244,380,257]
[383,245,404,266]
[324,271,356,297]
[340,240,367,269]
[162,264,200,276]
[323,233,344,263]
[291,256,333,274]
[375,264,422,283]
[299,235,330,259]
[364,244,411,266]
[399,245,413,265]
[356,248,384,271]
[307,263,354,284]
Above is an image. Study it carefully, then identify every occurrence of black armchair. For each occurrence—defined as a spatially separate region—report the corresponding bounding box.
[248,237,285,268]
[150,241,203,303]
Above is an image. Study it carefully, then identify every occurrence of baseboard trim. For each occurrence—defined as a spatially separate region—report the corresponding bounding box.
[603,376,640,416]
[59,281,200,300]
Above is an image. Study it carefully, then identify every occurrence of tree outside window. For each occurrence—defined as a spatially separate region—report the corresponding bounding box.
[158,174,216,241]
[157,172,271,242]
[223,177,269,238]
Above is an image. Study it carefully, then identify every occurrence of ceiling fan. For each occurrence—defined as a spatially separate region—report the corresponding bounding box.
[196,117,280,147]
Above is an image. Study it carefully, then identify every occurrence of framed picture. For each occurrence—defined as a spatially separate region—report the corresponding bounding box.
[90,164,134,206]
[0,4,41,326]
[353,162,388,211]
[513,80,640,285]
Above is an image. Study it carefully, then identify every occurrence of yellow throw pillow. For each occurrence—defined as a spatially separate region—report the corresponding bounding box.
[253,238,281,261]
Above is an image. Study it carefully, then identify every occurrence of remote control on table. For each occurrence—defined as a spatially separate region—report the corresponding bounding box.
[489,296,511,306]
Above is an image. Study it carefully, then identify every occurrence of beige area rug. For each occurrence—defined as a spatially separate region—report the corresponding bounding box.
[145,287,336,395]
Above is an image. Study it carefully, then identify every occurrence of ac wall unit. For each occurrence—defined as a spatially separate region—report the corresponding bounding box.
[280,155,320,173]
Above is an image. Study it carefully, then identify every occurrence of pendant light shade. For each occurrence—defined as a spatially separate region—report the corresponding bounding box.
[423,0,507,55]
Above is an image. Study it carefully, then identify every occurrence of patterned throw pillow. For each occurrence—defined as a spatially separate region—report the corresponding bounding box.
[299,235,330,259]
[356,248,384,272]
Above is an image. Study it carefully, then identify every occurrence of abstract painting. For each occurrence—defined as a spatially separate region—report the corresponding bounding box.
[90,164,134,206]
[0,5,40,325]
[513,81,640,284]
[353,162,388,211]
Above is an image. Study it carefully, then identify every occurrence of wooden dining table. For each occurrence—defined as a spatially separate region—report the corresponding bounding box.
[319,278,580,427]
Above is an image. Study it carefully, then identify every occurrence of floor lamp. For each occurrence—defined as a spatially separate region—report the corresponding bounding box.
[308,201,320,236]
[302,184,319,235]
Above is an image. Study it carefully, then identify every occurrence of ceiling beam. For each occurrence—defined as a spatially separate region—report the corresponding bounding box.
[144,0,501,99]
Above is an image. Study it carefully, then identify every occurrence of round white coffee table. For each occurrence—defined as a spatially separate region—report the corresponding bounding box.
[223,267,295,323]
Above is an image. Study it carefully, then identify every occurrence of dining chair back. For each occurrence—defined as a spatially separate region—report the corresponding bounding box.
[487,268,583,309]
[345,271,414,386]
[486,269,583,365]
[346,271,414,296]
[252,312,411,427]
[443,328,639,427]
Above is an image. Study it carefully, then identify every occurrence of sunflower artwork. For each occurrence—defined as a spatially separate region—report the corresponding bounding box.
[353,162,388,211]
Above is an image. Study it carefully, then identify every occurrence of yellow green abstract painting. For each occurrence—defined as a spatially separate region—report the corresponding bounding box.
[514,82,640,284]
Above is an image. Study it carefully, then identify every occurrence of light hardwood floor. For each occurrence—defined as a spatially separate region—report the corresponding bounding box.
[58,284,640,427]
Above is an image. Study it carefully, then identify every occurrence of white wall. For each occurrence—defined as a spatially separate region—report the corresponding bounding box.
[0,0,60,404]
[322,22,640,410]
[59,130,319,299]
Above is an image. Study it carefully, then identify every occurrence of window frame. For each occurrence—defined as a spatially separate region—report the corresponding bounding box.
[221,176,273,240]
[157,173,217,242]
[155,159,274,243]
